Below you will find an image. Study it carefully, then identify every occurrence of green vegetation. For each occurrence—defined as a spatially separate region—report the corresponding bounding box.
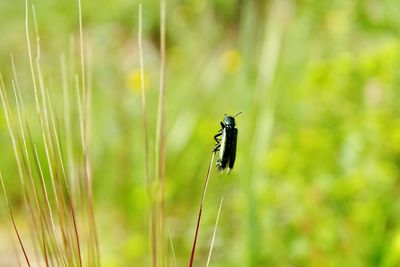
[0,0,400,266]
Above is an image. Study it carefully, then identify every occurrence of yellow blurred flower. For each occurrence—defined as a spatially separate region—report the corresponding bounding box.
[221,49,242,74]
[126,69,149,94]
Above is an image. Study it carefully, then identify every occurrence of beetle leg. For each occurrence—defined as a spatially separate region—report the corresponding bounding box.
[212,120,225,153]
[213,131,222,142]
[212,130,223,152]
[213,143,221,153]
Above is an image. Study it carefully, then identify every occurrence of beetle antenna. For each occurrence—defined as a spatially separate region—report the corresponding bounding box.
[233,112,242,117]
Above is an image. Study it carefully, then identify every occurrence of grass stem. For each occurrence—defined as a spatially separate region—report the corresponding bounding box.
[189,152,215,267]
[155,0,167,263]
[206,197,224,267]
[0,172,31,267]
[138,3,157,267]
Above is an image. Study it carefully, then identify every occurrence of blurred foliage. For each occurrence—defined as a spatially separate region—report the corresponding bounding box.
[1,0,400,266]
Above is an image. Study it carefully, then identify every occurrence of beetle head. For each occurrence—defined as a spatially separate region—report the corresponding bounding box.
[224,114,236,127]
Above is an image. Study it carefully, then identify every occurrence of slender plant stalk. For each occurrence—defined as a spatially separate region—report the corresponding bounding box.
[138,3,157,267]
[77,0,100,264]
[61,54,85,267]
[206,197,224,267]
[0,172,31,267]
[155,0,167,263]
[168,228,177,267]
[189,152,215,267]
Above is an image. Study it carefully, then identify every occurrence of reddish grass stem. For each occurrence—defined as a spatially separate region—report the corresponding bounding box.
[189,152,215,267]
[0,172,31,267]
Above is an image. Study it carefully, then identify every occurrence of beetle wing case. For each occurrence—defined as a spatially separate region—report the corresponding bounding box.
[227,128,238,173]
[216,127,238,174]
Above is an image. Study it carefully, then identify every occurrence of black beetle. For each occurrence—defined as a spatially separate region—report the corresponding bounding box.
[213,112,241,173]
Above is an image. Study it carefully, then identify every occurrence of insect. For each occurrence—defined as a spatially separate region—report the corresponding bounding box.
[213,112,241,173]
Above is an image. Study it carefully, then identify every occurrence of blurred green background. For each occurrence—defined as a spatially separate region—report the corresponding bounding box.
[1,0,400,266]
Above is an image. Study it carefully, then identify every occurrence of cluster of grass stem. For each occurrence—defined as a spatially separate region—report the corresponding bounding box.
[0,0,99,266]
